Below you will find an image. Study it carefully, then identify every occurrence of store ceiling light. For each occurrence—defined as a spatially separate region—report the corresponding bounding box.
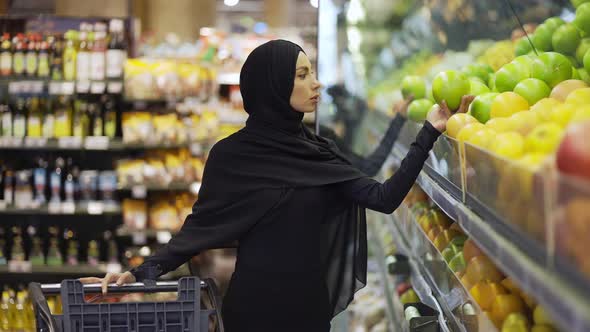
[310,0,319,8]
[224,0,239,6]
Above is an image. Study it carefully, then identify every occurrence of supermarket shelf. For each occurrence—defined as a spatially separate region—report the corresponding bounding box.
[391,145,590,332]
[0,202,121,216]
[0,78,123,95]
[0,137,191,151]
[117,181,201,196]
[0,263,121,282]
[116,227,177,244]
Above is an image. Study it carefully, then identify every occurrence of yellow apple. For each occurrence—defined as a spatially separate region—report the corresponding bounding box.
[465,128,497,149]
[565,87,590,105]
[446,113,479,139]
[490,132,526,160]
[530,98,562,122]
[486,118,516,132]
[571,105,590,123]
[524,123,564,154]
[491,92,530,118]
[509,111,541,136]
[457,123,486,142]
[549,103,576,128]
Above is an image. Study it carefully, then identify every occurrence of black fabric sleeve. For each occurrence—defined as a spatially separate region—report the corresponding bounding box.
[335,121,441,214]
[348,113,407,176]
[129,189,284,282]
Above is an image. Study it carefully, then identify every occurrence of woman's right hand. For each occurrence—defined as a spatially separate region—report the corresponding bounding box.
[79,271,136,295]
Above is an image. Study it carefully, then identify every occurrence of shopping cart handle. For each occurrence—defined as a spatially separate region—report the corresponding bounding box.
[39,280,207,295]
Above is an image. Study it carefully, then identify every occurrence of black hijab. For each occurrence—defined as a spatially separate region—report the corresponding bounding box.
[198,40,368,316]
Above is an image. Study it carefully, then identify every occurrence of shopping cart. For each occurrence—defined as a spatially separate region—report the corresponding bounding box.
[28,277,224,332]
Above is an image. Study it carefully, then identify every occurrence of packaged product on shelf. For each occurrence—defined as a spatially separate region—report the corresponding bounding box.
[62,30,77,81]
[90,22,107,81]
[76,24,92,82]
[152,113,186,144]
[123,199,148,230]
[33,158,47,205]
[87,240,100,266]
[38,37,50,78]
[116,159,144,186]
[12,33,25,76]
[79,170,98,202]
[0,104,12,137]
[99,171,117,205]
[106,19,126,79]
[0,33,12,76]
[25,33,38,77]
[14,170,32,209]
[122,112,153,143]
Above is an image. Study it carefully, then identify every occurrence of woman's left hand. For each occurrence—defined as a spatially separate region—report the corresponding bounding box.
[427,95,475,133]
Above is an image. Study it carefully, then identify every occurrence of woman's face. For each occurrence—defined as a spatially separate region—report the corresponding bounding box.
[290,52,321,113]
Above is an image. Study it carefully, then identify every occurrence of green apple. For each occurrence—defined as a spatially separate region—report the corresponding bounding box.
[545,17,566,30]
[585,49,590,72]
[469,92,499,124]
[578,67,590,83]
[432,70,470,110]
[573,0,590,8]
[515,37,533,56]
[514,78,551,105]
[448,252,467,273]
[402,75,427,99]
[442,247,455,263]
[495,62,530,92]
[470,78,491,96]
[408,99,434,122]
[531,52,573,87]
[463,63,494,82]
[576,38,590,63]
[532,24,555,51]
[574,3,590,35]
[525,123,564,154]
[553,24,582,55]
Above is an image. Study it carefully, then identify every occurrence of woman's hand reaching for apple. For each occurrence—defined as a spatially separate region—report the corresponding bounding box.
[427,95,475,133]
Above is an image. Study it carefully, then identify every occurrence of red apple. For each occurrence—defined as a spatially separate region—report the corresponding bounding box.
[557,120,590,180]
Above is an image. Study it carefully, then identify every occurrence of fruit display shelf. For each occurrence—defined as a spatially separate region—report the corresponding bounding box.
[389,144,590,332]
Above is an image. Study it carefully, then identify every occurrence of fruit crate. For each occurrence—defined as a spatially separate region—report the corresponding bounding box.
[29,277,224,332]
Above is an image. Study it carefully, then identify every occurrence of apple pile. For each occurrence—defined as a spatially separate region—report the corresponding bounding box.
[407,192,561,331]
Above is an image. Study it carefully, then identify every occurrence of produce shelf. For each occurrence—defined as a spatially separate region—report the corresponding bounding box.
[391,144,590,332]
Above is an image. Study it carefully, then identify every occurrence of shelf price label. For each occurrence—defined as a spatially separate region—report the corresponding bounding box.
[107,81,123,94]
[58,137,83,149]
[0,137,23,147]
[24,137,47,148]
[76,80,91,93]
[84,136,109,150]
[132,232,147,245]
[90,81,106,94]
[8,261,32,273]
[157,231,172,244]
[87,202,104,215]
[61,202,76,214]
[131,185,147,199]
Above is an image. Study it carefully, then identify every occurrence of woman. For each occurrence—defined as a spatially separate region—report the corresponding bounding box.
[82,40,464,332]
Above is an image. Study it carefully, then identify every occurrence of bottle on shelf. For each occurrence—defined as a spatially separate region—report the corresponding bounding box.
[42,97,54,138]
[72,96,89,137]
[102,94,116,138]
[12,33,26,77]
[0,227,7,265]
[50,35,63,81]
[0,290,14,331]
[65,157,79,202]
[91,22,107,81]
[37,37,50,78]
[87,240,99,266]
[10,229,25,262]
[53,95,72,137]
[27,97,42,137]
[14,170,32,209]
[0,33,12,77]
[46,227,62,266]
[28,227,44,266]
[106,19,126,79]
[14,291,26,331]
[3,169,14,206]
[76,24,91,82]
[62,30,77,81]
[12,97,26,138]
[88,101,102,136]
[64,229,78,266]
[0,103,11,137]
[25,34,38,77]
[33,157,47,205]
[50,157,64,204]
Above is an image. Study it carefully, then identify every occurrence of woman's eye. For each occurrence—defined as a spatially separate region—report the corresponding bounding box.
[298,74,307,79]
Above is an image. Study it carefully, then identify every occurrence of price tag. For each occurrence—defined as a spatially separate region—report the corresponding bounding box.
[48,202,62,214]
[58,137,83,149]
[107,81,123,94]
[61,202,76,214]
[8,82,21,94]
[48,82,61,95]
[8,261,32,273]
[31,81,44,94]
[62,82,75,95]
[106,263,122,274]
[84,136,109,150]
[90,81,106,94]
[24,137,47,148]
[131,185,147,199]
[87,202,104,215]
[132,232,147,245]
[156,231,172,244]
[76,80,91,93]
[0,201,7,210]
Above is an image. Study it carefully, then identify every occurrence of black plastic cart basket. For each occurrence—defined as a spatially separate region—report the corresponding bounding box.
[28,277,224,332]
